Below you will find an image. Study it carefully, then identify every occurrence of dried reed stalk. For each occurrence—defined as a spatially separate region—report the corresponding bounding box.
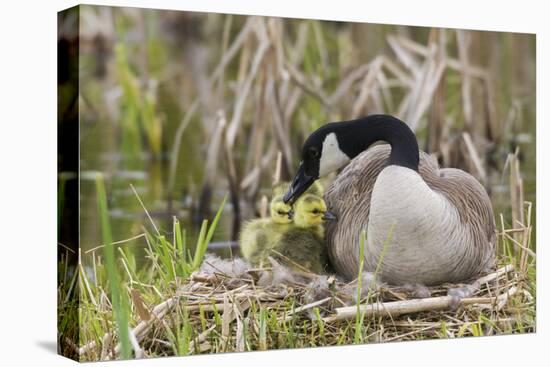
[509,150,525,238]
[462,132,487,183]
[323,265,515,322]
[226,19,271,147]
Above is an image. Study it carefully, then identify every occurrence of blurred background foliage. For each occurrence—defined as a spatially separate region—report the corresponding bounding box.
[72,5,535,262]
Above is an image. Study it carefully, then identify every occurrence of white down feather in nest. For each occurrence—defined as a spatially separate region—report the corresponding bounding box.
[197,253,388,317]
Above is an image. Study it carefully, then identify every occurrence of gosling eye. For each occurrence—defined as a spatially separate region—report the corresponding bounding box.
[277,210,287,215]
[311,209,321,215]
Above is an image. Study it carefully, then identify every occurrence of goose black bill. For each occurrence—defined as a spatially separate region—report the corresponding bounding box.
[283,162,316,204]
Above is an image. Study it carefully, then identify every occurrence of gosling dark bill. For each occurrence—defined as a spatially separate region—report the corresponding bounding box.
[322,211,337,221]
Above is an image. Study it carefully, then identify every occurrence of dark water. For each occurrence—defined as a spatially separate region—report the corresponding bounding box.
[77,111,236,262]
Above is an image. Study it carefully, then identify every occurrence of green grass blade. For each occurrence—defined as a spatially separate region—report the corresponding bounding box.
[192,220,208,270]
[96,173,132,359]
[158,235,176,281]
[174,219,183,255]
[354,230,366,344]
[192,195,227,269]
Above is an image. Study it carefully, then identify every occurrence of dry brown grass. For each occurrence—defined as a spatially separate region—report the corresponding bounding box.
[74,196,535,361]
[79,258,533,360]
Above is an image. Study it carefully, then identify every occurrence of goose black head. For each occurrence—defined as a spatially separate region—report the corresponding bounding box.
[283,115,420,204]
[283,123,351,204]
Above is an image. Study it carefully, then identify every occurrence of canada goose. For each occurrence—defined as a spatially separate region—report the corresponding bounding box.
[276,192,335,273]
[283,114,496,286]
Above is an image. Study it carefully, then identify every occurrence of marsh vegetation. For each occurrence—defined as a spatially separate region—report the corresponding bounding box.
[58,5,535,361]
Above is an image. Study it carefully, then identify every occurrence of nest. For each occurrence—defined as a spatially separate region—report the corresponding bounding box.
[80,255,534,360]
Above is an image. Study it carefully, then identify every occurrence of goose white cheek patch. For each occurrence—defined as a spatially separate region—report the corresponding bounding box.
[319,133,350,176]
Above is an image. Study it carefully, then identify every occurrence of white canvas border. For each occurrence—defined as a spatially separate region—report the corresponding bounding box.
[0,0,545,366]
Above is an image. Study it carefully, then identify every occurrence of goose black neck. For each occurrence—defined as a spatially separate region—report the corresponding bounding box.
[334,115,419,171]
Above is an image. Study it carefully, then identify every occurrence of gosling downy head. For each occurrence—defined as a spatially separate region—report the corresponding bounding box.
[283,115,419,204]
[293,193,336,228]
[270,196,293,224]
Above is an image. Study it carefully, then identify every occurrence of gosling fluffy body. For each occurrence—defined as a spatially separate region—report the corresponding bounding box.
[239,182,330,273]
[277,192,330,273]
[239,193,293,266]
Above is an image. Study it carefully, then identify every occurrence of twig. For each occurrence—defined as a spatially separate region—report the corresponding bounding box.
[475,264,514,285]
[79,296,179,359]
[324,266,516,322]
[58,242,76,254]
[324,296,455,322]
[281,297,331,322]
[85,233,146,254]
[128,327,144,359]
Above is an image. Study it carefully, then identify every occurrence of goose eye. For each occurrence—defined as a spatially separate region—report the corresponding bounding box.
[311,209,320,215]
[308,147,319,158]
[277,210,286,215]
